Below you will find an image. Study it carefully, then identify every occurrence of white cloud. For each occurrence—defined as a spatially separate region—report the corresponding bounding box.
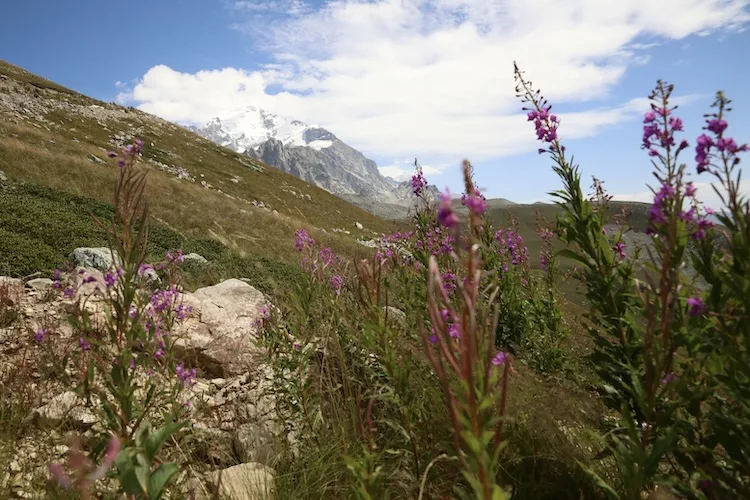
[119,0,750,164]
[379,160,449,181]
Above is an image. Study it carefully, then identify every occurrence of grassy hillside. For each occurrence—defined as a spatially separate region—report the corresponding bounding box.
[0,59,403,281]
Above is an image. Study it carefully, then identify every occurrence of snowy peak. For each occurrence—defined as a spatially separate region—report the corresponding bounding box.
[193,106,334,154]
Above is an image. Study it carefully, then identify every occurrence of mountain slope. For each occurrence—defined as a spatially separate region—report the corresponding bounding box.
[190,107,439,213]
[0,59,403,273]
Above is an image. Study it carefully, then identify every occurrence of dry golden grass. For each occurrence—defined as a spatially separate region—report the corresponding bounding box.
[0,57,405,267]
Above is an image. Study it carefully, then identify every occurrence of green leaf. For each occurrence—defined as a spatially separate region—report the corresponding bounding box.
[148,462,180,500]
[555,248,590,267]
[144,420,186,462]
[576,460,620,500]
[120,463,150,496]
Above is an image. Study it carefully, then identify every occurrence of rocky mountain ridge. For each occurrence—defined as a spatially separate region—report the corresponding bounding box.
[189,107,440,217]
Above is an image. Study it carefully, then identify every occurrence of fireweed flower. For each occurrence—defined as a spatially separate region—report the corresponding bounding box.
[104,267,124,288]
[137,263,154,277]
[495,229,528,266]
[294,228,315,251]
[613,241,626,259]
[527,106,559,147]
[695,114,748,174]
[35,328,48,344]
[79,336,90,351]
[687,296,705,316]
[462,191,487,216]
[319,247,340,266]
[492,351,509,366]
[441,272,456,293]
[410,168,428,196]
[437,190,458,228]
[174,303,192,321]
[329,274,344,295]
[165,249,184,264]
[175,363,197,386]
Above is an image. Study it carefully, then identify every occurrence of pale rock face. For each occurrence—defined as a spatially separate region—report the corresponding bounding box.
[69,247,120,271]
[213,463,275,500]
[190,106,440,218]
[33,391,97,429]
[25,278,53,292]
[173,279,268,377]
[233,422,277,466]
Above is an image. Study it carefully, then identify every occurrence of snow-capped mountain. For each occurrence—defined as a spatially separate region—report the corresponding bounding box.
[190,106,438,216]
[190,105,334,154]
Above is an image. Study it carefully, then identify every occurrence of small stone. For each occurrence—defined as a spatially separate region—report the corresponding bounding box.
[211,378,227,388]
[355,222,364,230]
[88,153,106,164]
[25,278,53,292]
[213,463,274,500]
[69,248,119,271]
[233,422,277,465]
[9,461,21,473]
[33,391,97,429]
[184,253,208,264]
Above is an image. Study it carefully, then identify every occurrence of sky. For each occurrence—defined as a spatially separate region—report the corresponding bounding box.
[2,0,750,207]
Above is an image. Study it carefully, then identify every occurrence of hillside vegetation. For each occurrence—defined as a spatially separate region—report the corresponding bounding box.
[0,59,401,281]
[0,60,747,500]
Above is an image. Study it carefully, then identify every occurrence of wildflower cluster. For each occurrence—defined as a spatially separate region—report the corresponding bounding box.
[494,228,528,267]
[410,165,428,196]
[695,113,747,173]
[294,228,315,251]
[44,139,189,498]
[516,62,750,499]
[461,188,487,216]
[415,225,455,256]
[294,228,347,295]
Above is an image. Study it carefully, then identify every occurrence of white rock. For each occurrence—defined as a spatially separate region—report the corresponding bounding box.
[184,253,208,264]
[33,391,97,428]
[173,279,268,377]
[355,222,364,230]
[25,278,53,291]
[213,463,274,500]
[233,422,277,466]
[69,247,119,271]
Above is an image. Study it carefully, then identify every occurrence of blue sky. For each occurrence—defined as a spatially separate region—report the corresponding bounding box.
[2,0,750,207]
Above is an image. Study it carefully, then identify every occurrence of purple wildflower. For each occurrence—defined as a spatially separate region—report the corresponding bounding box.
[79,337,90,351]
[613,241,626,259]
[294,229,315,251]
[35,328,48,344]
[165,249,184,264]
[437,190,458,228]
[687,296,705,316]
[706,118,727,135]
[329,274,344,295]
[63,287,75,299]
[462,191,487,216]
[175,363,197,386]
[137,263,154,277]
[661,373,677,384]
[410,168,428,196]
[440,272,456,293]
[492,351,509,366]
[527,106,559,144]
